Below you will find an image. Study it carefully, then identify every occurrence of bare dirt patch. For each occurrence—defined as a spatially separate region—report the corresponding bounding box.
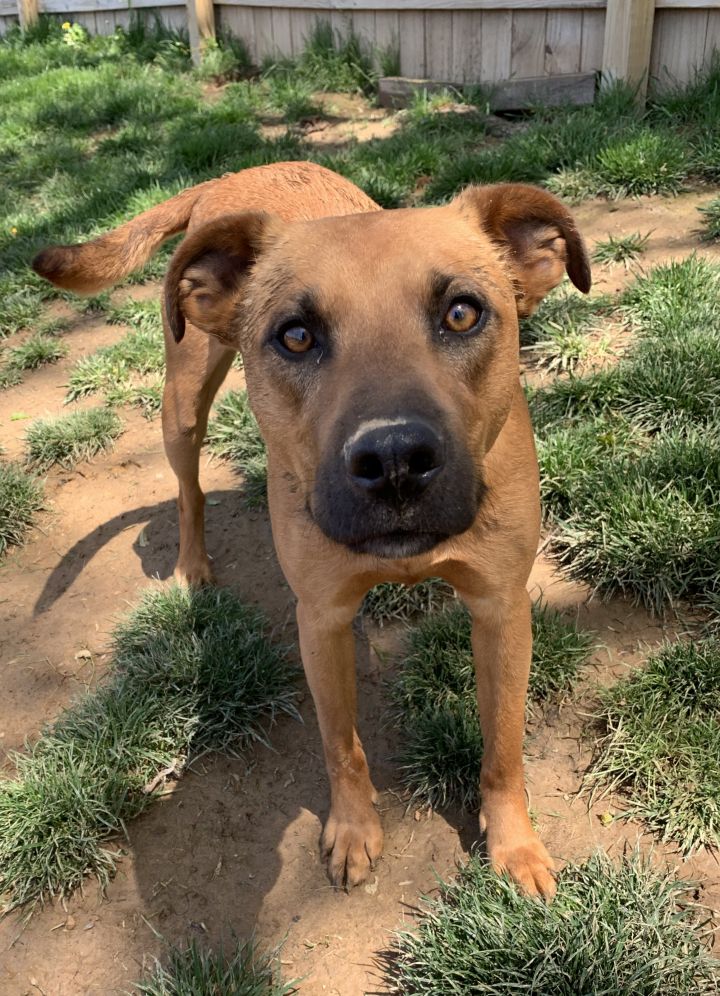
[1,191,719,995]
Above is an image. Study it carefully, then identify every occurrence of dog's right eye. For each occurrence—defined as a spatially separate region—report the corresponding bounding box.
[279,325,315,354]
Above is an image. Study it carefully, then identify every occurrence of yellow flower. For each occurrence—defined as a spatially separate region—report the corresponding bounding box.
[10,226,17,236]
[62,21,70,29]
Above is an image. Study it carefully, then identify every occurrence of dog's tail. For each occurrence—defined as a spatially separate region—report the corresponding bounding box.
[32,181,210,294]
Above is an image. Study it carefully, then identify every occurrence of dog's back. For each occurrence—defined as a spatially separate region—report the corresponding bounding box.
[33,162,379,294]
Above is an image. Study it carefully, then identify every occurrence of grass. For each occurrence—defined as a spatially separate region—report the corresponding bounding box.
[133,938,295,996]
[362,578,453,625]
[587,637,720,855]
[699,196,720,240]
[531,257,720,611]
[25,406,123,470]
[385,851,719,995]
[0,584,297,911]
[66,299,165,416]
[392,602,594,809]
[593,230,651,267]
[0,462,44,557]
[520,286,613,372]
[206,389,268,506]
[0,329,68,388]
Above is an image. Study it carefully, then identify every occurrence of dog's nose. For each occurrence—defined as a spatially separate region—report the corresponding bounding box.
[344,420,445,500]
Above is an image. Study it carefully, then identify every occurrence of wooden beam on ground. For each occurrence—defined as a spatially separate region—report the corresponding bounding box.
[601,0,656,102]
[17,0,38,30]
[378,72,596,112]
[186,0,215,65]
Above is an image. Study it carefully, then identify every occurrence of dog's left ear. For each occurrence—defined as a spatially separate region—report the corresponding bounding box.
[456,184,591,316]
[164,211,280,345]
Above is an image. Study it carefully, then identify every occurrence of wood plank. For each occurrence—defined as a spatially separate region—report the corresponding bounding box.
[219,1,606,9]
[399,10,426,78]
[218,5,257,61]
[451,10,482,83]
[650,8,708,86]
[351,9,375,47]
[511,9,546,79]
[580,8,605,72]
[705,10,720,67]
[17,0,38,28]
[41,0,179,12]
[289,8,319,56]
[253,6,275,62]
[374,9,399,54]
[480,10,511,82]
[545,9,582,75]
[602,0,655,100]
[379,72,596,110]
[657,1,720,8]
[271,5,293,56]
[425,10,453,82]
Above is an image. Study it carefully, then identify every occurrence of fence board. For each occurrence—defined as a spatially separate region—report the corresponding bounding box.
[374,8,399,60]
[545,9,582,74]
[289,7,317,55]
[580,7,605,70]
[705,9,720,63]
[399,9,426,77]
[480,10,511,81]
[270,5,292,53]
[651,7,708,83]
[510,9,546,78]
[219,4,256,59]
[217,1,606,8]
[253,5,275,59]
[425,9,453,80]
[451,10,482,81]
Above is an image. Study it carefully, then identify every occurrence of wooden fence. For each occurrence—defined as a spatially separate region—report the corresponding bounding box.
[2,0,720,95]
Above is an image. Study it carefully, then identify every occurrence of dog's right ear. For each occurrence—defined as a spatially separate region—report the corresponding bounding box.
[165,211,278,345]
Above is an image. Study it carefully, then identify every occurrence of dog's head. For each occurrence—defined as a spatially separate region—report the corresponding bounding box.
[165,184,590,559]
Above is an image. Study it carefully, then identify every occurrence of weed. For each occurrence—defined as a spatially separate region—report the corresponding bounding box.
[593,230,651,266]
[3,331,67,374]
[25,407,123,470]
[699,196,720,240]
[520,286,613,371]
[134,938,296,996]
[587,637,720,854]
[196,32,251,84]
[595,130,687,197]
[0,585,297,910]
[386,851,719,995]
[362,579,453,625]
[0,462,43,557]
[393,602,594,808]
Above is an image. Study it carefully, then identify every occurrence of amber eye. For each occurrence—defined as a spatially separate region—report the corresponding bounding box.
[281,325,314,353]
[442,299,482,334]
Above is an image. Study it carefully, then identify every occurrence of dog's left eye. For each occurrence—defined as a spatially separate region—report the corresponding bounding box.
[280,325,315,354]
[442,299,483,334]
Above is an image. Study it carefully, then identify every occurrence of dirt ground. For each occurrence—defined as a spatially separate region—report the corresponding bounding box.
[1,119,720,994]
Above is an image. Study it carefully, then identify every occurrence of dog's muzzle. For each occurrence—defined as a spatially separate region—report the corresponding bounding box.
[312,415,482,559]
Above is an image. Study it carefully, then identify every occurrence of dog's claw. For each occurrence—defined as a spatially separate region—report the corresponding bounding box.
[489,836,557,900]
[173,558,215,587]
[322,806,383,890]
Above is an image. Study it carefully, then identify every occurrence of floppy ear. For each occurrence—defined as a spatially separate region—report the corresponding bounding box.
[164,211,278,344]
[456,184,591,316]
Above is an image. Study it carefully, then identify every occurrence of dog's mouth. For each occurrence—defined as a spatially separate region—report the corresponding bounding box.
[345,530,448,559]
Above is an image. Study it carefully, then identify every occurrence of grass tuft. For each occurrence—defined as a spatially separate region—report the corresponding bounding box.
[362,579,453,625]
[587,637,720,854]
[207,389,268,506]
[0,584,297,911]
[0,462,44,557]
[592,230,651,267]
[520,286,613,372]
[385,851,719,995]
[25,407,123,470]
[699,196,720,241]
[393,602,594,809]
[134,939,295,995]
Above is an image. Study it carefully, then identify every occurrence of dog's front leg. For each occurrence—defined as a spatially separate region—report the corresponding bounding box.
[297,601,383,889]
[468,588,556,899]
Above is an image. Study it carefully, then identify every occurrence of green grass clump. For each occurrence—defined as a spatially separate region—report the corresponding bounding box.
[0,584,297,911]
[25,406,123,470]
[66,300,165,416]
[134,939,295,996]
[587,637,720,854]
[532,258,720,611]
[0,330,68,388]
[385,851,719,995]
[362,578,453,624]
[520,286,612,371]
[264,20,376,95]
[699,196,720,240]
[207,389,268,506]
[0,462,43,557]
[593,230,651,266]
[594,130,687,196]
[393,602,594,808]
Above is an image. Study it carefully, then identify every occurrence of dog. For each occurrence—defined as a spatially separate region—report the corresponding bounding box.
[33,161,590,898]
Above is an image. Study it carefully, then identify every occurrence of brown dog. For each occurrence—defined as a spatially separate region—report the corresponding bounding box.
[33,161,590,898]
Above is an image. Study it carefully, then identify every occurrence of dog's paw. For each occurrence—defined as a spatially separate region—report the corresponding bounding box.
[487,833,556,900]
[321,805,384,890]
[173,558,215,587]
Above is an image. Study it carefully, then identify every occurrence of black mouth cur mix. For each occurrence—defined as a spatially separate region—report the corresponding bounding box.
[34,161,590,897]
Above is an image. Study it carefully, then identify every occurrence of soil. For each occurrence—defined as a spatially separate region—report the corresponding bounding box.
[1,96,719,995]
